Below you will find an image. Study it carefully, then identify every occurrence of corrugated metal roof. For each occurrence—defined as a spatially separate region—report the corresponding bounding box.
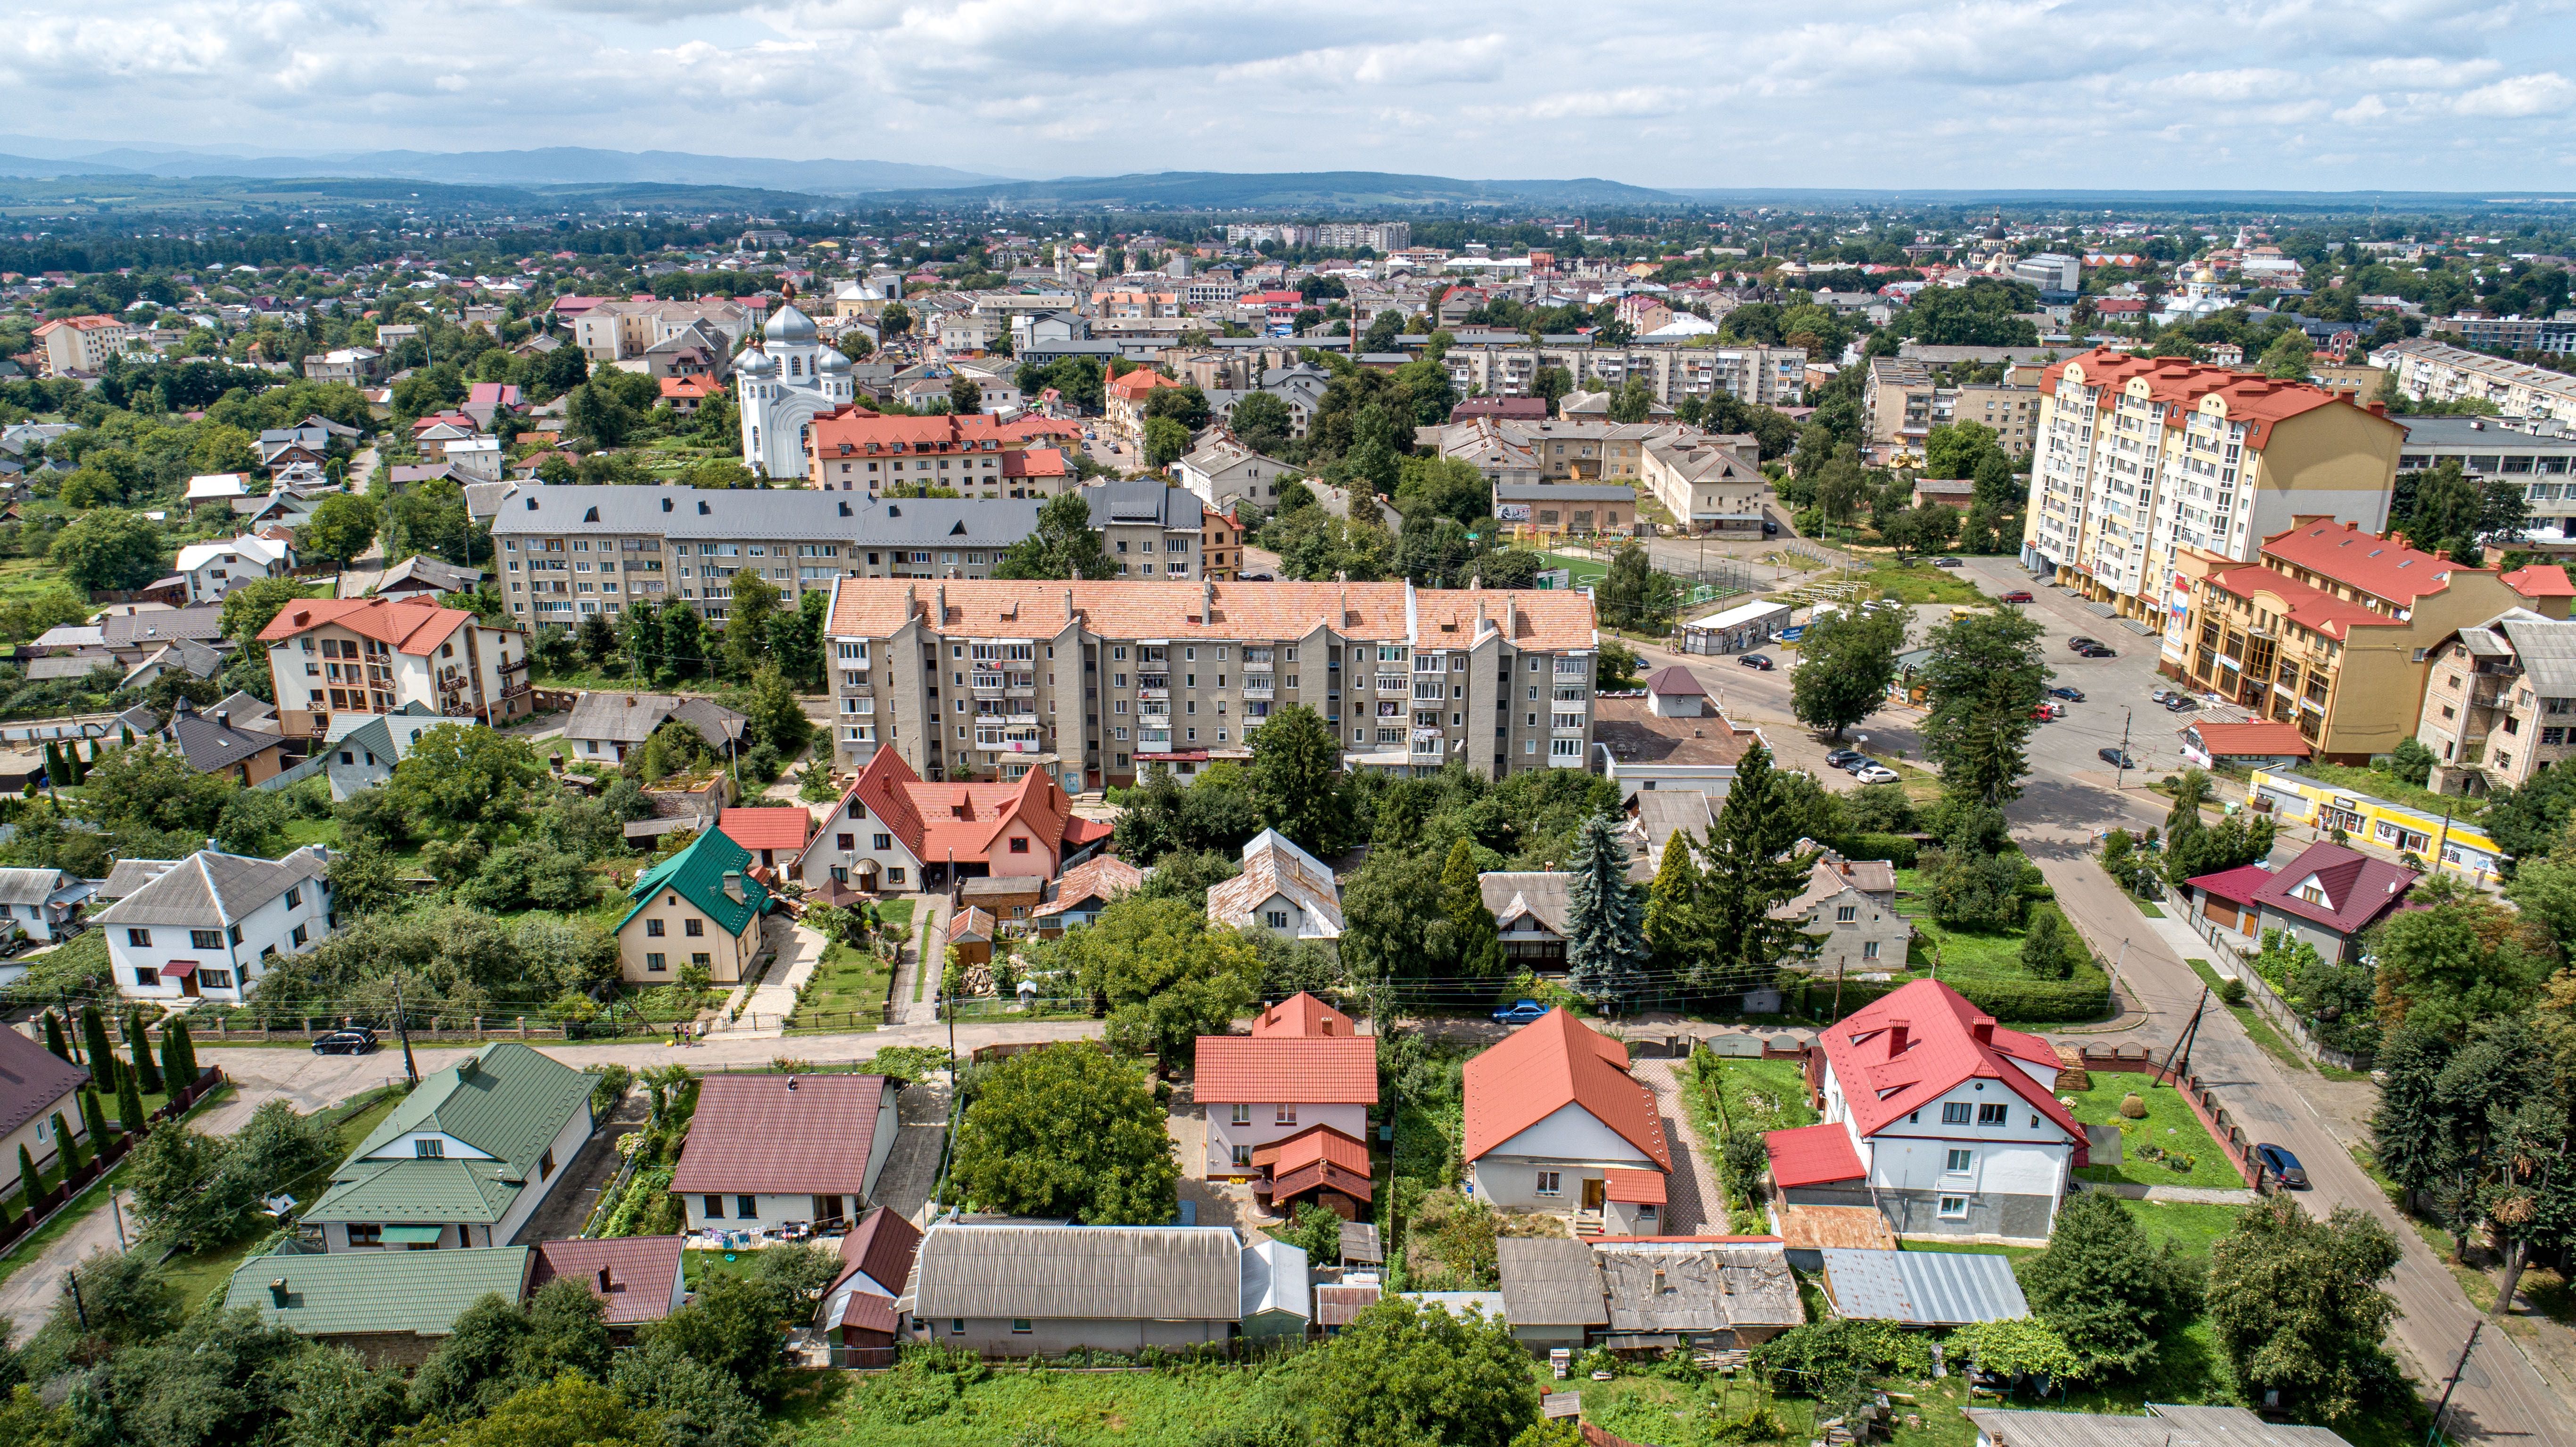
[225,1245,531,1338]
[1819,1248,2028,1325]
[1496,1237,1608,1327]
[913,1224,1242,1322]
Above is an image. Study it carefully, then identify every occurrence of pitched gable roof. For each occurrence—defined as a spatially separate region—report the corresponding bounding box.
[1194,1035,1379,1105]
[91,846,328,928]
[829,1205,924,1300]
[226,1246,532,1339]
[256,595,479,655]
[617,828,768,939]
[1462,1008,1671,1171]
[836,745,930,860]
[349,1041,592,1172]
[718,806,813,854]
[1207,829,1344,938]
[1817,979,2079,1144]
[670,1073,892,1194]
[0,1023,87,1142]
[1249,991,1354,1037]
[1035,854,1146,919]
[2188,839,2418,936]
[529,1236,685,1325]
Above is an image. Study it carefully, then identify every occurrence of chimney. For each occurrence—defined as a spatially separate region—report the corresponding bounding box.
[723,871,745,903]
[786,1074,797,1090]
[596,1265,615,1292]
[2366,401,2388,418]
[1971,1016,1996,1045]
[1885,1021,1909,1058]
[1202,580,1215,620]
[269,1278,289,1308]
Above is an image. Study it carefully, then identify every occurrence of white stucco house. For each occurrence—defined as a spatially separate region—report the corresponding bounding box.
[1764,978,2084,1244]
[1205,830,1343,941]
[1462,1008,1673,1227]
[174,534,294,604]
[1194,993,1377,1182]
[91,846,334,1002]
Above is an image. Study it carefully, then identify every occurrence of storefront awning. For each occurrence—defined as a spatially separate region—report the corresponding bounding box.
[381,1225,443,1244]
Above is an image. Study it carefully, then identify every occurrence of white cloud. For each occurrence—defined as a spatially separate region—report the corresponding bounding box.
[2453,72,2576,116]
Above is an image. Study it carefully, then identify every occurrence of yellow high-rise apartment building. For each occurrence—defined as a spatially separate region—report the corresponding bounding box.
[2166,520,2572,765]
[2021,349,2404,631]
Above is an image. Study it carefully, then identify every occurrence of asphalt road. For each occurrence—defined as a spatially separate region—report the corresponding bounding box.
[1617,561,2574,1444]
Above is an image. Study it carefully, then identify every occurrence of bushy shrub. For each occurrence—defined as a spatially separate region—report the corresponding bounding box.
[1842,832,1918,869]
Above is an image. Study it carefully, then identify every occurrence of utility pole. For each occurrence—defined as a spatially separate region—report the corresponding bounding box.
[64,1270,86,1333]
[2424,1321,2481,1447]
[2117,706,2134,790]
[391,974,419,1086]
[2158,986,2208,1084]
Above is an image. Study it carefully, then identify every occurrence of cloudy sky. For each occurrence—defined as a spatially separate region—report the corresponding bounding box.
[6,0,2574,190]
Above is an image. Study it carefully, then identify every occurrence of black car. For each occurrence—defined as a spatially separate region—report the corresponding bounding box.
[1737,654,1774,671]
[2067,636,2100,651]
[2076,644,2117,658]
[1762,519,1779,536]
[312,1028,379,1057]
[2097,747,2137,768]
[2165,695,2200,711]
[1824,748,1865,770]
[2254,1143,2308,1188]
[2046,686,2085,703]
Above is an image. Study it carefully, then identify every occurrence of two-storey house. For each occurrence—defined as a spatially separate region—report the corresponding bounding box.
[1462,1007,1671,1225]
[94,846,334,1002]
[1196,992,1378,1186]
[795,744,1110,892]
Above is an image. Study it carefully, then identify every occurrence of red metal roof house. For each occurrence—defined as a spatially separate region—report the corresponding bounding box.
[1463,1008,1671,1227]
[1196,991,1377,1184]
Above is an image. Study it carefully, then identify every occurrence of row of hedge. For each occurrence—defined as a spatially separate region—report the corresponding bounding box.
[1789,966,2112,1023]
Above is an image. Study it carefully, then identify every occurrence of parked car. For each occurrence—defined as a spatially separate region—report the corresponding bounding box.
[2149,686,2176,704]
[313,1028,379,1057]
[1763,520,1780,536]
[2068,636,2100,651]
[2031,701,2066,721]
[1737,654,1774,671]
[2097,747,2138,768]
[2165,695,2200,711]
[2076,644,2117,658]
[1850,764,1901,785]
[1491,1000,1548,1025]
[2254,1143,2309,1189]
[1825,748,1866,770]
[2000,589,2035,604]
[1932,556,1963,567]
[2047,686,2085,703]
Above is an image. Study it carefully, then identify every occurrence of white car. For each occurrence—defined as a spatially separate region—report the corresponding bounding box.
[1850,764,1900,785]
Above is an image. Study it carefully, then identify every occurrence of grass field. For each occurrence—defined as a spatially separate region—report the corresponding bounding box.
[1540,551,1610,586]
[1891,871,2037,980]
[2181,957,2312,1076]
[2065,1079,2246,1191]
[1852,560,1995,606]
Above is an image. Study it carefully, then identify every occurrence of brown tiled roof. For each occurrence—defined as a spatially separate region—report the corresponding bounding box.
[528,1236,684,1325]
[669,1075,892,1195]
[1035,855,1146,918]
[824,578,1596,651]
[831,1205,922,1298]
[1590,697,1756,768]
[0,1026,85,1143]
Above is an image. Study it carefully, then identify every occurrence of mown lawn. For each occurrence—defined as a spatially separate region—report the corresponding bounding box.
[789,938,893,1028]
[2064,1079,2247,1191]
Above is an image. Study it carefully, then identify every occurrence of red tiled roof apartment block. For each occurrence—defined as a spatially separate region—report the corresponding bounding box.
[2023,347,2407,625]
[1773,978,2084,1245]
[820,576,1600,791]
[257,595,534,737]
[795,743,1102,891]
[1197,991,1377,1182]
[2168,520,2573,764]
[805,408,1070,495]
[1462,1008,1670,1219]
[669,1072,900,1234]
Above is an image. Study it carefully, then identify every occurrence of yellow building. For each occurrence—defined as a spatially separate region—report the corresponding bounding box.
[2023,348,2405,625]
[2248,767,2510,880]
[2164,520,2572,765]
[612,829,770,986]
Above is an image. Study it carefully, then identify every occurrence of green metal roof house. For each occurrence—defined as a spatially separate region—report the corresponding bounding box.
[304,1042,596,1253]
[613,826,774,987]
[225,1244,533,1367]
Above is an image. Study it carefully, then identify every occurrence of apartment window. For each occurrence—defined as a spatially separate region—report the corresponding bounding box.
[735,1194,758,1218]
[286,886,303,910]
[1265,910,1288,929]
[415,1138,446,1159]
[1011,1319,1032,1335]
[1941,1102,1971,1124]
[704,1195,725,1219]
[1276,1105,1297,1126]
[190,929,223,950]
[684,918,704,937]
[1232,1144,1253,1167]
[1978,1103,2009,1126]
[949,1319,966,1335]
[1009,837,1030,854]
[127,928,151,947]
[693,952,711,968]
[1945,1149,1973,1174]
[1231,1103,1252,1125]
[1834,905,1857,923]
[1938,1194,1969,1219]
[873,832,893,850]
[1535,1171,1562,1197]
[646,919,666,937]
[1863,941,1881,960]
[291,924,308,946]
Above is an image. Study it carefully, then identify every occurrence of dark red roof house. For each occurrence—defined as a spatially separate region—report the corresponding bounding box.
[669,1074,899,1234]
[821,1206,923,1355]
[528,1236,685,1331]
[2180,839,2417,962]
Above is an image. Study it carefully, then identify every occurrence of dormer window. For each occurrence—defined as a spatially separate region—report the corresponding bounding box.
[414,1138,445,1159]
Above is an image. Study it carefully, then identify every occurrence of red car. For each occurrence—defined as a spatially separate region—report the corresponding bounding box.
[2000,590,2035,604]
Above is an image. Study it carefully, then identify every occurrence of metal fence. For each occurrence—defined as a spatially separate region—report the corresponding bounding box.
[255,753,330,793]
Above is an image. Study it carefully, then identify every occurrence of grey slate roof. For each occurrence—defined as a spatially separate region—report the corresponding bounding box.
[97,858,179,902]
[1959,1406,2354,1447]
[1084,480,1201,529]
[484,484,1040,547]
[26,651,114,682]
[1479,871,1574,938]
[163,707,284,773]
[1598,1242,1802,1333]
[2461,607,2576,695]
[374,556,486,595]
[1818,1247,2028,1325]
[91,846,328,929]
[122,639,225,688]
[911,1224,1244,1322]
[100,607,225,650]
[0,867,76,906]
[1496,1237,1609,1327]
[562,692,749,749]
[1492,483,1638,502]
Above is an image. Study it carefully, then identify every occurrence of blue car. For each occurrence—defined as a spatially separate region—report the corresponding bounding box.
[2254,1143,2308,1189]
[1492,999,1548,1025]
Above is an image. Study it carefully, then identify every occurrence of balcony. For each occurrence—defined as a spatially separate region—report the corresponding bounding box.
[1242,676,1275,699]
[1376,675,1408,693]
[1137,731,1173,748]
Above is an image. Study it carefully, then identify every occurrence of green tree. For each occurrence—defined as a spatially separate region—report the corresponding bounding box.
[161,1015,198,1094]
[2017,907,2087,981]
[380,724,544,843]
[1230,391,1294,455]
[2262,329,2316,379]
[80,1004,116,1093]
[59,1304,307,1447]
[1920,606,2050,807]
[1247,703,1344,855]
[2020,1188,2199,1378]
[2370,878,2548,1036]
[720,570,780,681]
[1437,838,1505,978]
[2401,459,2485,559]
[301,492,381,568]
[13,1146,37,1217]
[40,1011,68,1065]
[1305,1296,1540,1447]
[1790,603,1906,738]
[1564,813,1650,1007]
[992,490,1117,580]
[218,576,315,648]
[946,373,983,415]
[1606,376,1655,423]
[279,1345,411,1447]
[2204,1196,2403,1424]
[950,1042,1179,1224]
[50,511,166,593]
[1145,383,1213,431]
[83,740,232,837]
[433,1373,654,1447]
[1144,415,1192,470]
[1691,744,1824,992]
[1058,896,1262,1062]
[1644,831,1706,969]
[1592,544,1681,632]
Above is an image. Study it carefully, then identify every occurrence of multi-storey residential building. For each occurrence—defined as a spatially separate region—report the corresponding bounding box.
[1315,222,1410,252]
[1104,368,1190,450]
[258,595,534,735]
[2164,521,2573,764]
[2022,349,2405,624]
[573,299,752,362]
[485,485,1045,625]
[2395,415,2576,543]
[31,316,132,377]
[1954,381,2044,455]
[1865,358,2041,460]
[1441,340,1807,409]
[2413,590,2576,795]
[1172,436,1296,512]
[2454,315,2576,355]
[1426,418,1666,486]
[822,578,1597,790]
[806,409,1073,496]
[95,845,336,1003]
[1084,482,1220,579]
[2372,337,2576,425]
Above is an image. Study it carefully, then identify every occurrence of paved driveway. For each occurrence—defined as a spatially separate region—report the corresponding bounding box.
[1629,1059,1721,1238]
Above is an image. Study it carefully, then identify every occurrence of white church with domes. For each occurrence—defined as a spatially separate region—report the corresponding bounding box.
[737,285,857,478]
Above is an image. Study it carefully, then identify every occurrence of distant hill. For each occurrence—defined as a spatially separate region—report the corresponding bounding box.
[798,170,1687,210]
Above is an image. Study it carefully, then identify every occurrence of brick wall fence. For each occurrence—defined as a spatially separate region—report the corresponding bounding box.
[2064,1042,2265,1191]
